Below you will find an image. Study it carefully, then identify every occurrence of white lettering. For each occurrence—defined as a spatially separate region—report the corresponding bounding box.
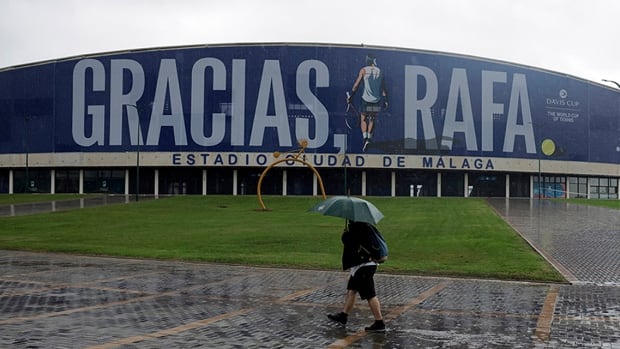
[191,58,226,146]
[441,68,477,151]
[404,65,438,149]
[249,60,292,147]
[70,56,535,157]
[503,74,535,153]
[72,59,106,146]
[110,59,145,146]
[147,59,188,146]
[295,60,329,148]
[421,156,494,170]
[481,71,506,151]
[231,59,246,146]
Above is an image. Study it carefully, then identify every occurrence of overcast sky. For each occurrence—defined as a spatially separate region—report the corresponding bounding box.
[1,0,619,86]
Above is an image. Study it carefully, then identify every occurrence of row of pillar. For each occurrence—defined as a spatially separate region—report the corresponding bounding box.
[5,169,618,199]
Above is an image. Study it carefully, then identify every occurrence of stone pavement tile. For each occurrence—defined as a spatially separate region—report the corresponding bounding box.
[371,311,538,348]
[417,279,550,315]
[349,279,547,348]
[0,296,254,348]
[0,250,619,348]
[131,303,339,349]
[0,256,81,276]
[0,195,155,217]
[0,253,161,283]
[0,279,52,296]
[293,274,445,308]
[183,268,345,301]
[97,264,258,294]
[293,276,545,348]
[487,199,620,286]
[373,275,443,306]
[0,286,148,321]
[546,285,620,348]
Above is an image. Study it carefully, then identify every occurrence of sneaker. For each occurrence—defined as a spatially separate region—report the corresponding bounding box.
[327,312,348,325]
[363,140,370,152]
[365,320,386,332]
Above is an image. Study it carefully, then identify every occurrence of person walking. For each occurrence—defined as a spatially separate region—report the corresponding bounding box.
[347,54,388,152]
[327,221,386,332]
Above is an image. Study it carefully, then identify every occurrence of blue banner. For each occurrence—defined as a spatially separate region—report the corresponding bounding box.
[1,44,619,164]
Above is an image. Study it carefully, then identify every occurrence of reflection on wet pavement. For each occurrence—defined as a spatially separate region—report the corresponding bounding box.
[0,250,618,348]
[0,198,618,348]
[0,195,158,217]
[487,198,620,286]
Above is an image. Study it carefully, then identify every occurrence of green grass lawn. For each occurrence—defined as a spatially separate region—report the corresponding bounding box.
[0,195,564,282]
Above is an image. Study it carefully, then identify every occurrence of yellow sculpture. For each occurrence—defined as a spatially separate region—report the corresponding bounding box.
[257,139,327,210]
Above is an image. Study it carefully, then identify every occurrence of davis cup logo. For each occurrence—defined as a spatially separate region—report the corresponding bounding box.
[559,89,568,99]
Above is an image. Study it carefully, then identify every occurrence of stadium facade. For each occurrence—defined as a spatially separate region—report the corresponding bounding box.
[1,43,619,199]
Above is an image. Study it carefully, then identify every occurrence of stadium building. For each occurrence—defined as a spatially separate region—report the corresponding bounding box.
[1,43,619,199]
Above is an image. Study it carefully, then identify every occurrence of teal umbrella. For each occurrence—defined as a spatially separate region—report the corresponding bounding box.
[310,196,384,224]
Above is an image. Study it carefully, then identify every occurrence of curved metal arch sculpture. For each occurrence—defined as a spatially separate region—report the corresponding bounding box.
[257,140,327,210]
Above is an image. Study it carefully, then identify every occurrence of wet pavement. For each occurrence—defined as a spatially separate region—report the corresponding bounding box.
[0,198,619,348]
[487,198,620,287]
[0,195,157,217]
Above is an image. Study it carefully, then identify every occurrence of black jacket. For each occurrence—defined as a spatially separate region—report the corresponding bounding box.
[341,222,373,270]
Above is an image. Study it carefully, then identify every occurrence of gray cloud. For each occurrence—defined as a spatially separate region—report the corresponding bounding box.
[1,0,619,84]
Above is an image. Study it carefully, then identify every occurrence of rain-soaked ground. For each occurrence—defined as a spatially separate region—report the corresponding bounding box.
[0,197,618,348]
[0,195,157,217]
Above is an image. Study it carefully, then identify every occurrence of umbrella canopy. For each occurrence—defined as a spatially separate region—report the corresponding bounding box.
[310,196,384,224]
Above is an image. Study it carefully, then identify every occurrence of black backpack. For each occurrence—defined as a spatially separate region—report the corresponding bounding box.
[356,223,389,263]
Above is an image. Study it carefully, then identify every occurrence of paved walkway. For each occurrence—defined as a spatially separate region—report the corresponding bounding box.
[0,195,157,217]
[0,198,619,348]
[487,198,620,286]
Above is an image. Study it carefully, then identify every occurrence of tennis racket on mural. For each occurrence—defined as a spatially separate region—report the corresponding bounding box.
[345,91,359,130]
